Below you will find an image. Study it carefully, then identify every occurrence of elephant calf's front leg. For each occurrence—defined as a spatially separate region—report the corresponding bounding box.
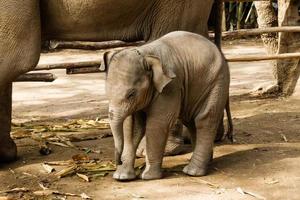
[113,112,145,181]
[140,118,169,180]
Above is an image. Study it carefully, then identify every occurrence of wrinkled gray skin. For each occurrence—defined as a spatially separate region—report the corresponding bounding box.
[105,31,230,180]
[0,0,219,162]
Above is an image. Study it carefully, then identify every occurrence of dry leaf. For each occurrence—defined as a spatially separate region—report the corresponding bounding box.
[0,197,13,200]
[76,173,90,182]
[33,190,58,196]
[44,160,73,166]
[0,187,30,194]
[81,193,92,199]
[55,165,77,178]
[280,134,288,142]
[236,187,266,200]
[38,182,49,190]
[42,164,55,173]
[72,154,90,162]
[244,190,266,200]
[48,142,70,147]
[236,187,245,195]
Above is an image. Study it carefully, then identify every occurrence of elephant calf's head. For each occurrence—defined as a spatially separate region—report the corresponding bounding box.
[104,49,175,117]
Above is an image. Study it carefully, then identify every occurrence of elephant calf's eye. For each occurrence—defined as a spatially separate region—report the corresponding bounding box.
[126,89,137,100]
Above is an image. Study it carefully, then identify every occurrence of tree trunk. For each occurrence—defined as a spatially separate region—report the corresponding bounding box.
[254,0,279,94]
[276,0,300,96]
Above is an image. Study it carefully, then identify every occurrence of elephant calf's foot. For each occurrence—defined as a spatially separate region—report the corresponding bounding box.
[183,160,208,177]
[140,164,162,180]
[113,165,136,181]
[0,138,17,163]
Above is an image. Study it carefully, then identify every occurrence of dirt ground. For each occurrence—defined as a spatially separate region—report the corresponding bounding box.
[0,39,299,200]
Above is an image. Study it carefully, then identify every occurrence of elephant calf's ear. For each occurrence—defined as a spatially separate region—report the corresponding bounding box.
[102,51,119,73]
[145,56,176,93]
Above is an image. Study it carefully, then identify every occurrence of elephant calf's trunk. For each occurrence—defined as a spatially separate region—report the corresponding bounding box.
[109,118,125,165]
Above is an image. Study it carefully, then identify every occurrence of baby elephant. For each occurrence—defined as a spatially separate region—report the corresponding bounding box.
[105,31,230,181]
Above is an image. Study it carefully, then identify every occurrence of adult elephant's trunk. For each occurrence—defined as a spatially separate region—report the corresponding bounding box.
[109,108,125,165]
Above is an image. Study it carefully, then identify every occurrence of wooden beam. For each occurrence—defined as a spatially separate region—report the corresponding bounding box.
[66,66,102,75]
[222,26,300,38]
[35,60,102,71]
[226,52,300,62]
[15,73,57,82]
[49,40,145,50]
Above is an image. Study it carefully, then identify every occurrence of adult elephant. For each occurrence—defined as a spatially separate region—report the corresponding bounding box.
[0,0,221,162]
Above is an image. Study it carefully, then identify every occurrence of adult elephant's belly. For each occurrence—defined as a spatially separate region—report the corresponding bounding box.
[40,0,151,41]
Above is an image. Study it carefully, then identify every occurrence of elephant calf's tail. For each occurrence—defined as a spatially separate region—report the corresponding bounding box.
[225,97,234,142]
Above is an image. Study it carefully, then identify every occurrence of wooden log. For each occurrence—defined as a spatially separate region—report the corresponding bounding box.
[222,26,300,38]
[35,60,102,71]
[49,40,145,50]
[15,73,57,82]
[226,52,300,62]
[66,66,103,75]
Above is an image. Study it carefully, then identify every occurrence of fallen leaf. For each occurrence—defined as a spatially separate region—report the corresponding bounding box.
[48,142,70,148]
[56,165,77,178]
[236,187,245,195]
[44,160,73,166]
[81,193,92,199]
[38,182,49,190]
[0,197,13,200]
[33,190,58,196]
[42,164,55,173]
[131,193,145,198]
[72,154,90,162]
[0,188,30,194]
[76,173,90,182]
[280,134,288,142]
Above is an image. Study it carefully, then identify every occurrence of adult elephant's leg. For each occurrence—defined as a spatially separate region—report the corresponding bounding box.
[0,84,16,162]
[113,112,146,181]
[0,0,41,162]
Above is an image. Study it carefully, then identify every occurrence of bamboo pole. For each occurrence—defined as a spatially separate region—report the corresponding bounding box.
[49,40,145,50]
[226,52,300,62]
[222,26,300,38]
[15,73,57,82]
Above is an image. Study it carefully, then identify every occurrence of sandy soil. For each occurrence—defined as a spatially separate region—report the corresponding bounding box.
[0,39,299,200]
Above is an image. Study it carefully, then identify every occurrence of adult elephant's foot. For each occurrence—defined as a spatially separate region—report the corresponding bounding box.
[0,137,17,163]
[140,164,162,180]
[136,136,184,157]
[113,165,136,181]
[252,84,281,97]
